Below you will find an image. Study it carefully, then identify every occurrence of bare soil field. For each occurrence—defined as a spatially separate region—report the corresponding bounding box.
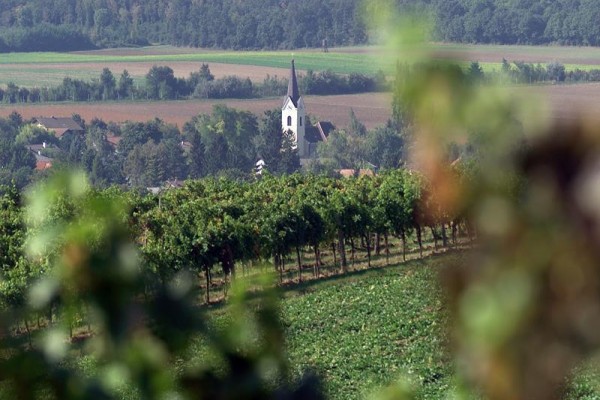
[336,43,600,66]
[515,83,600,123]
[0,92,392,129]
[2,82,596,131]
[0,62,289,87]
[430,45,600,66]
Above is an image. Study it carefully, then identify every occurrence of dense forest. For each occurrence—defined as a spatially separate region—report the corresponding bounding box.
[431,0,600,46]
[1,0,600,52]
[0,0,366,51]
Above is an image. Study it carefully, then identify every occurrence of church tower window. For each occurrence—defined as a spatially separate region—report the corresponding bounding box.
[287,116,292,127]
[300,117,303,126]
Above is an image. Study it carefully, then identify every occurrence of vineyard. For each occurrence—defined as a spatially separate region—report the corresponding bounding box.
[0,167,472,398]
[131,170,472,305]
[3,148,600,398]
[0,168,470,327]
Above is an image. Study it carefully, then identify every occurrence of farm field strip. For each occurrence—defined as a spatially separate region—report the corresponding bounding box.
[426,43,600,65]
[0,49,391,88]
[0,92,394,130]
[476,62,600,73]
[0,62,291,87]
[3,43,600,88]
[0,50,391,75]
[2,80,599,130]
[2,60,598,89]
[186,250,600,399]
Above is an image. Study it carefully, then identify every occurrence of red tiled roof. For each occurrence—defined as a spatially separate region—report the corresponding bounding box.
[106,134,123,146]
[36,160,52,171]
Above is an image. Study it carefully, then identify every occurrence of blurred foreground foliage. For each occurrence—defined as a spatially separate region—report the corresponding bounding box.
[0,172,324,399]
[374,2,600,399]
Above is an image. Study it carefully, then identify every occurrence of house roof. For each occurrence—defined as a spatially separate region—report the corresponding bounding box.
[36,160,52,170]
[36,116,84,131]
[36,117,83,138]
[26,144,52,152]
[286,59,301,107]
[165,179,184,188]
[305,126,322,143]
[337,169,376,178]
[338,169,357,178]
[34,154,53,163]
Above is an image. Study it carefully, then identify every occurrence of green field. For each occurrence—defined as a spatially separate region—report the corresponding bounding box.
[0,48,394,88]
[201,253,600,399]
[149,254,454,400]
[281,256,451,399]
[7,251,600,399]
[3,43,600,89]
[0,49,392,77]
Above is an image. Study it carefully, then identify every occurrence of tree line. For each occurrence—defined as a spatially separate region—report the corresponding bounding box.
[430,0,600,46]
[0,104,408,190]
[2,1,600,52]
[0,64,387,104]
[466,60,600,84]
[0,0,366,51]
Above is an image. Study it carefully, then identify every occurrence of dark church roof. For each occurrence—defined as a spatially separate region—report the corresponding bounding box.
[286,59,300,107]
[305,121,335,143]
[316,121,334,138]
[305,127,321,143]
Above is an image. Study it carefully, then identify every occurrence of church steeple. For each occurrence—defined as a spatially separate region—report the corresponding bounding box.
[287,59,300,106]
[282,59,307,158]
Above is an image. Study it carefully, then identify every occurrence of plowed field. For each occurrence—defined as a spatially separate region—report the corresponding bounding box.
[0,92,393,129]
[0,62,290,87]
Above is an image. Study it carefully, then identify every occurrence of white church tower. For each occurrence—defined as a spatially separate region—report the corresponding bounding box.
[282,60,308,158]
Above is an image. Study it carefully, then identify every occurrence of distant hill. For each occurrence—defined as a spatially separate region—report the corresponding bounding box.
[0,1,598,53]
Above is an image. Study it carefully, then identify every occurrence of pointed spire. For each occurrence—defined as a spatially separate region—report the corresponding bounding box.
[287,59,300,106]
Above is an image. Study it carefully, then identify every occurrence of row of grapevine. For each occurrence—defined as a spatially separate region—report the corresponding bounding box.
[133,169,474,303]
[0,166,476,322]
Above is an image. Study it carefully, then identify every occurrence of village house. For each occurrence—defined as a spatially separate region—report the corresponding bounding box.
[25,142,55,171]
[35,116,84,138]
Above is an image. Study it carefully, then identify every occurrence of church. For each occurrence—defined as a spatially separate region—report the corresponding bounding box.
[282,60,334,160]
